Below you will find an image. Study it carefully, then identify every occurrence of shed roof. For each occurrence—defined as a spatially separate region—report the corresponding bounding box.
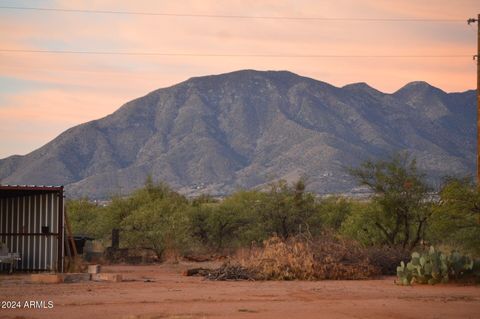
[0,185,64,199]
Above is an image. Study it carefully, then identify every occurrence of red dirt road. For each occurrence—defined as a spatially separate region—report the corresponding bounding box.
[1,263,479,319]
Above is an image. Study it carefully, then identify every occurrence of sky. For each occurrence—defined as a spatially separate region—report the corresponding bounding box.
[0,0,478,158]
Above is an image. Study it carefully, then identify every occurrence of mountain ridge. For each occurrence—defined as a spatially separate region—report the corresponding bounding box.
[0,70,475,199]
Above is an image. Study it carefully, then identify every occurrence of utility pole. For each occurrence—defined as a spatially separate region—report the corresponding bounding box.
[468,14,480,186]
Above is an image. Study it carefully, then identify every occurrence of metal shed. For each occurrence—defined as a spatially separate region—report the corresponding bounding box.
[0,185,65,272]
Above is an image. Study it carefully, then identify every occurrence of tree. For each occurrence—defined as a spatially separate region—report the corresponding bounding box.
[429,178,480,254]
[313,196,352,232]
[121,195,187,259]
[105,177,188,259]
[187,204,213,246]
[259,179,317,239]
[348,153,431,249]
[188,190,264,250]
[66,199,104,238]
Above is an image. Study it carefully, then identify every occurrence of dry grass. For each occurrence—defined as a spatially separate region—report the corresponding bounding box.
[238,236,315,280]
[232,233,381,280]
[311,233,380,280]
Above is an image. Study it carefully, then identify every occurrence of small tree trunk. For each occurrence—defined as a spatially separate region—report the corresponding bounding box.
[402,214,410,249]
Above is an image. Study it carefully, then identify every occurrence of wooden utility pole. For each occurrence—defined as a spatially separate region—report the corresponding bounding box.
[468,15,480,186]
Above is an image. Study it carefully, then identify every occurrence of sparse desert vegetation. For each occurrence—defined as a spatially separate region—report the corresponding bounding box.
[4,153,475,318]
[67,154,480,284]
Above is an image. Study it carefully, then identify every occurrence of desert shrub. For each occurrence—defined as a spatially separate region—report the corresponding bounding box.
[428,178,480,255]
[205,204,249,250]
[187,204,214,246]
[121,195,188,260]
[234,233,380,280]
[191,194,219,206]
[396,246,480,285]
[67,199,105,238]
[98,178,190,260]
[312,196,353,232]
[367,245,411,275]
[311,232,380,279]
[348,153,432,250]
[186,181,321,252]
[257,179,319,240]
[340,201,387,246]
[187,190,264,251]
[240,235,316,280]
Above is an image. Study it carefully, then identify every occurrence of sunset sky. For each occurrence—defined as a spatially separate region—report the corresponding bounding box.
[0,0,478,158]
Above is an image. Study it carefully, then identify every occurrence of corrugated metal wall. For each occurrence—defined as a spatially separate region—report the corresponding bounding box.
[0,192,63,271]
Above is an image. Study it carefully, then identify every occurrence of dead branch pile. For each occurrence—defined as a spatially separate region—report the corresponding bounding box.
[237,233,380,280]
[184,263,257,280]
[186,234,385,281]
[203,263,258,281]
[241,236,316,280]
[183,267,212,277]
[311,234,380,280]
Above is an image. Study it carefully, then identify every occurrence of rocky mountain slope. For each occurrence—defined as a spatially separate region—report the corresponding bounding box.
[0,70,475,198]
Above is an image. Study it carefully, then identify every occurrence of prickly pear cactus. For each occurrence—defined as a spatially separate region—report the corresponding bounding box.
[395,246,479,285]
[396,261,412,286]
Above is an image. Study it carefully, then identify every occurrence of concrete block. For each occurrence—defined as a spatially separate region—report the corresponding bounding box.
[91,273,122,282]
[87,264,101,274]
[30,274,64,284]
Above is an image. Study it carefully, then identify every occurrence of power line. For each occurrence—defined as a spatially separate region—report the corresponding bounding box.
[0,5,465,22]
[0,64,167,77]
[0,49,470,58]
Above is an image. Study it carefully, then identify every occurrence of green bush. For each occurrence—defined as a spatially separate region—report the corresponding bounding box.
[187,179,321,252]
[348,153,432,250]
[340,201,387,246]
[257,179,318,239]
[428,178,480,255]
[66,199,106,239]
[309,196,352,233]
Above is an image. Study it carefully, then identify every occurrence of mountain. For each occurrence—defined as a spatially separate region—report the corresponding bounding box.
[0,70,475,199]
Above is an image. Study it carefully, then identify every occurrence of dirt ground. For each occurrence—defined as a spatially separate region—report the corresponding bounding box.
[1,262,479,319]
